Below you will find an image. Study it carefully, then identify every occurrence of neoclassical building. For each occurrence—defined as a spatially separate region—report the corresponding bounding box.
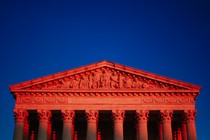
[9,61,201,140]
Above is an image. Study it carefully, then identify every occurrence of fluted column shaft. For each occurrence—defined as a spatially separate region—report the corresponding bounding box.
[112,110,125,140]
[136,110,149,140]
[185,110,197,140]
[37,109,52,140]
[13,109,28,140]
[62,110,75,140]
[86,110,98,140]
[160,110,173,140]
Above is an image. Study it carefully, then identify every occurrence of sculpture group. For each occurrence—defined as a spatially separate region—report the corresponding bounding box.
[32,67,183,90]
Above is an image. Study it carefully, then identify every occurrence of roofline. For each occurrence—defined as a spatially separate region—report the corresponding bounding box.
[9,60,202,91]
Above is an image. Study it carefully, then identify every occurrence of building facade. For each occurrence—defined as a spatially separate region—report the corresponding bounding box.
[9,61,201,140]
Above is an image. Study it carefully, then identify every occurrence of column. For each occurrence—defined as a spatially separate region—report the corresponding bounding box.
[52,131,56,140]
[47,122,52,140]
[74,131,78,140]
[30,131,35,140]
[177,128,182,140]
[158,122,163,140]
[61,110,75,140]
[23,119,29,140]
[37,109,52,140]
[86,110,98,140]
[136,110,149,140]
[112,110,125,140]
[173,131,177,140]
[97,131,101,140]
[181,121,187,140]
[13,108,28,140]
[160,110,173,140]
[184,110,197,140]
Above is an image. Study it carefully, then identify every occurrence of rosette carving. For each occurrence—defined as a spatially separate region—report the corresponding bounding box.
[13,108,28,122]
[160,110,173,123]
[136,110,149,122]
[112,110,125,123]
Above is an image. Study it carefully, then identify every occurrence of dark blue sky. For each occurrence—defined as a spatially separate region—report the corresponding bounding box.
[0,1,210,139]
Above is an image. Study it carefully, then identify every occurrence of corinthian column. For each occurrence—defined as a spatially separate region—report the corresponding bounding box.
[37,109,52,140]
[112,110,125,140]
[160,110,173,140]
[136,110,149,140]
[86,110,98,140]
[13,108,28,140]
[184,110,197,140]
[61,110,75,140]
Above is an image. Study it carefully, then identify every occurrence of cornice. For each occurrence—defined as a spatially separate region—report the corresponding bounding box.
[11,89,200,93]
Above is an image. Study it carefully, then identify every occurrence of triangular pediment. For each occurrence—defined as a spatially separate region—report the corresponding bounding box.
[9,60,201,92]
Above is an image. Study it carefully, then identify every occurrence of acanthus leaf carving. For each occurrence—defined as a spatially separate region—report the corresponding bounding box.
[112,110,125,123]
[85,110,98,122]
[136,110,149,122]
[160,110,173,123]
[61,110,75,122]
[37,109,51,121]
[13,108,28,122]
[184,110,196,122]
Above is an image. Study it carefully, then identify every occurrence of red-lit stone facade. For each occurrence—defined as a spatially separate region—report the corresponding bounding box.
[9,61,201,140]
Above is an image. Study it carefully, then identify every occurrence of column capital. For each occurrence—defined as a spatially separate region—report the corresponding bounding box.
[136,110,149,123]
[184,110,196,123]
[112,110,125,123]
[37,109,52,122]
[13,108,28,122]
[85,110,98,122]
[61,110,75,122]
[160,110,173,123]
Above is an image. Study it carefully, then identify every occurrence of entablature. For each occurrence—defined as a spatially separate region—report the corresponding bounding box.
[13,90,199,98]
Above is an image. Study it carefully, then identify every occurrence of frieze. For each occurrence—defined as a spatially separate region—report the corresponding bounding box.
[24,67,185,90]
[14,91,197,98]
[16,96,195,105]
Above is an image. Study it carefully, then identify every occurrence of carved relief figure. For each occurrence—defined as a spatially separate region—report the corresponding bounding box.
[142,82,149,89]
[79,74,89,89]
[29,67,184,90]
[60,78,71,88]
[119,73,125,88]
[131,77,142,89]
[69,75,80,89]
[100,69,111,88]
[110,71,119,88]
[123,75,133,88]
[91,71,101,89]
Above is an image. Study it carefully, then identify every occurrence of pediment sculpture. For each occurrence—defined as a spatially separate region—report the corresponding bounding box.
[25,67,184,90]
